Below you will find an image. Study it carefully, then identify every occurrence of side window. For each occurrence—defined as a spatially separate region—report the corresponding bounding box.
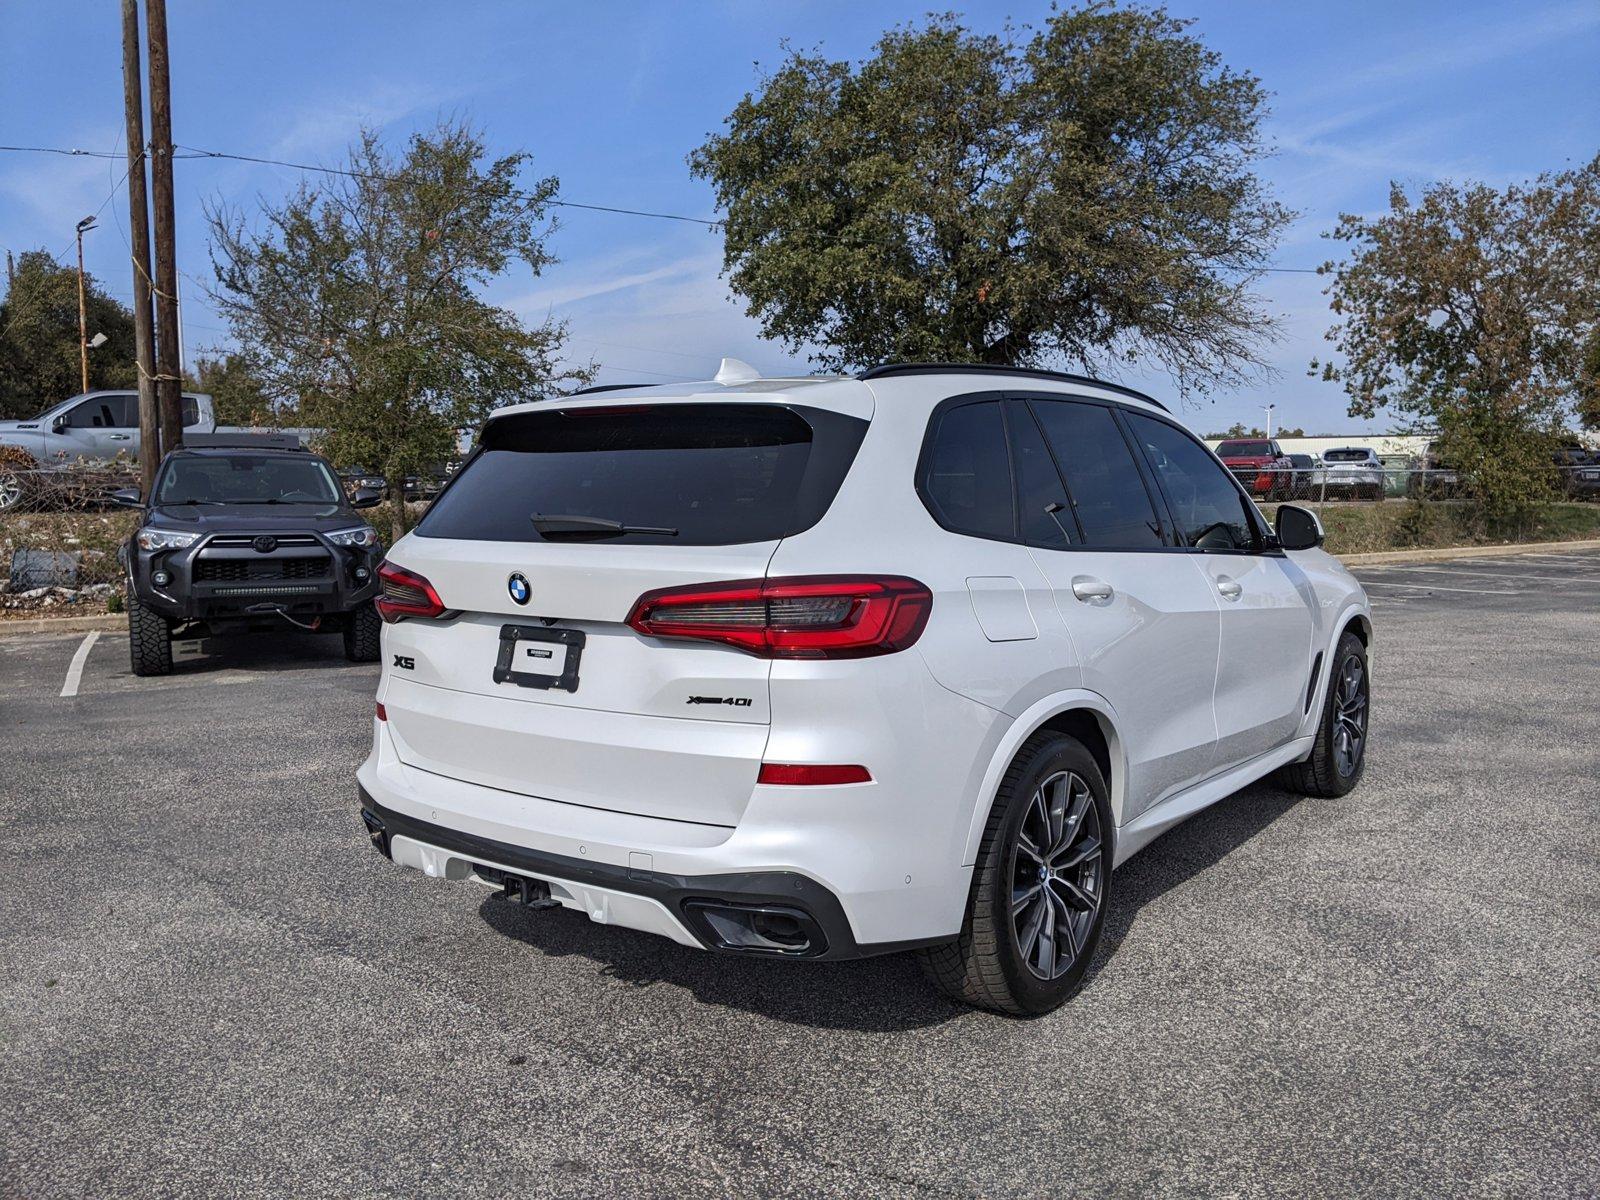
[919,400,1015,541]
[1124,413,1257,551]
[64,398,119,428]
[1030,400,1165,548]
[1007,401,1073,548]
[107,394,137,427]
[181,396,201,427]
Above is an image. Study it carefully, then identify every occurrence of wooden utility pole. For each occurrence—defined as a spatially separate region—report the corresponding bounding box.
[121,0,160,497]
[145,0,183,451]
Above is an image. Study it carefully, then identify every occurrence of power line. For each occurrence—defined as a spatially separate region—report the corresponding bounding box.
[0,142,1325,271]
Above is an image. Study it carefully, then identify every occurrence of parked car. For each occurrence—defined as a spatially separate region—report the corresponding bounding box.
[355,361,1373,1015]
[1286,453,1320,496]
[1215,438,1293,500]
[336,465,452,504]
[1318,447,1386,500]
[116,436,385,675]
[1407,452,1462,499]
[1555,447,1600,499]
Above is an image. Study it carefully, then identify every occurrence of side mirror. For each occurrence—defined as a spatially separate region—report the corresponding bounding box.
[350,486,382,509]
[51,415,68,433]
[109,487,144,508]
[1275,504,1324,551]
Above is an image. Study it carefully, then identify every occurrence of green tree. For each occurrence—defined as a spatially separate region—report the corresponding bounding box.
[0,250,137,419]
[186,352,279,427]
[689,5,1292,391]
[1315,157,1600,529]
[205,122,587,540]
[1207,424,1305,439]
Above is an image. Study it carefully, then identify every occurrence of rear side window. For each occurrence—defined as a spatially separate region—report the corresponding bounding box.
[1030,401,1164,548]
[415,403,866,546]
[1125,413,1257,551]
[919,400,1015,541]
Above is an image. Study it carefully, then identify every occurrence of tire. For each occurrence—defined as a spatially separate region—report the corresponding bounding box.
[127,591,173,677]
[343,600,382,662]
[1281,630,1369,798]
[918,732,1112,1016]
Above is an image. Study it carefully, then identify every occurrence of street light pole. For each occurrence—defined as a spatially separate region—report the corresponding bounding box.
[1261,403,1276,439]
[75,215,97,394]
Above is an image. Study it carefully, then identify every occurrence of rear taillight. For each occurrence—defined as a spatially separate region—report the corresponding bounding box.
[626,575,933,659]
[375,561,446,623]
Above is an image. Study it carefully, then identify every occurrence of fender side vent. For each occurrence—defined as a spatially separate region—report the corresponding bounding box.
[1305,652,1324,713]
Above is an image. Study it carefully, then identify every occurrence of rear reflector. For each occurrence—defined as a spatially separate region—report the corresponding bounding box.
[375,701,387,722]
[758,763,872,786]
[627,575,932,658]
[376,561,446,622]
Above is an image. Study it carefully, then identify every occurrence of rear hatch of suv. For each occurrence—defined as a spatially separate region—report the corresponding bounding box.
[378,395,870,828]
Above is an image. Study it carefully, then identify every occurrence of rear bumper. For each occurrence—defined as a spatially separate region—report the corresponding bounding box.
[357,789,939,960]
[356,708,976,958]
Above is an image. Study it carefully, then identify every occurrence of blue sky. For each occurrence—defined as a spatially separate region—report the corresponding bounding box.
[3,0,1596,434]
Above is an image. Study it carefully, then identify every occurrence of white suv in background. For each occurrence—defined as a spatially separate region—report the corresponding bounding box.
[357,362,1372,1015]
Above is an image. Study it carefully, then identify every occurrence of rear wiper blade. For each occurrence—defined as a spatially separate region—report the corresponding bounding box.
[530,513,678,538]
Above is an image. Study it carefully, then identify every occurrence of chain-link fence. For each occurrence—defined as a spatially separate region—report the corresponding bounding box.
[0,467,141,614]
[1226,463,1600,507]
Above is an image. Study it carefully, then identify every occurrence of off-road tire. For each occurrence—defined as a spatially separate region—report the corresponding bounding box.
[343,600,382,662]
[1281,630,1369,797]
[127,591,173,676]
[917,732,1112,1017]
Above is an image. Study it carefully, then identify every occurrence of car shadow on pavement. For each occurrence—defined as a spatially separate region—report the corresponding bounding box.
[1084,779,1305,985]
[475,778,1305,1032]
[159,631,363,676]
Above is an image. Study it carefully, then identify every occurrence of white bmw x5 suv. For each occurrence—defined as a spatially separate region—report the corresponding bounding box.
[357,362,1371,1015]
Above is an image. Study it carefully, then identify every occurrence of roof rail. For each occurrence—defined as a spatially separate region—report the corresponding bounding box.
[567,382,657,397]
[857,362,1169,412]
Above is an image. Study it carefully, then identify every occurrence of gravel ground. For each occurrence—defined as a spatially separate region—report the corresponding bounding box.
[1,550,1597,1197]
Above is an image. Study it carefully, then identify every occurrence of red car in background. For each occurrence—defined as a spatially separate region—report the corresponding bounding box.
[1215,438,1294,500]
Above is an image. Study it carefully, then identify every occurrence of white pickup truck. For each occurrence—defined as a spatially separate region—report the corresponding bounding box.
[0,390,314,510]
[0,389,300,463]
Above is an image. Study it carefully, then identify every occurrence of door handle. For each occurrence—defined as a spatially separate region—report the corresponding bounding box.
[108,434,131,440]
[1071,576,1114,602]
[1216,577,1243,600]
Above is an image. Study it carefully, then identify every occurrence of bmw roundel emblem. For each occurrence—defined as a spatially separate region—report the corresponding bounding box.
[507,572,531,606]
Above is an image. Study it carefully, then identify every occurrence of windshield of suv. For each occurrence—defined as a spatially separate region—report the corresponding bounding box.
[417,402,868,545]
[1216,440,1272,456]
[155,454,343,505]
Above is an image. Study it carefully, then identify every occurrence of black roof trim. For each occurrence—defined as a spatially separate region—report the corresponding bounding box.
[857,363,1169,413]
[179,432,305,451]
[566,382,658,397]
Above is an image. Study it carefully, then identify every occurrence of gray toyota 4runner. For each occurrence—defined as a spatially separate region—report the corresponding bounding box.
[116,440,385,675]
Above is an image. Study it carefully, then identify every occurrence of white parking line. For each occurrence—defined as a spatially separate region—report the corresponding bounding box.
[1388,565,1600,585]
[59,631,100,697]
[1358,580,1520,596]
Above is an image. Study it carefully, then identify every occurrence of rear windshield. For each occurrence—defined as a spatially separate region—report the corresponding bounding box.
[1324,449,1371,462]
[415,402,868,546]
[1216,440,1272,456]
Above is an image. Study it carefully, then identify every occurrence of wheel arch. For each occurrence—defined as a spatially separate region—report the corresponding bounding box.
[960,692,1126,867]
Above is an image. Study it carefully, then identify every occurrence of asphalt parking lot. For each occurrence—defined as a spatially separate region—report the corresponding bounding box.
[2,550,1597,1198]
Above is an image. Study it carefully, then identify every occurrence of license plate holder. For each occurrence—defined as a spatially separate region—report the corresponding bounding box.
[494,623,585,693]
